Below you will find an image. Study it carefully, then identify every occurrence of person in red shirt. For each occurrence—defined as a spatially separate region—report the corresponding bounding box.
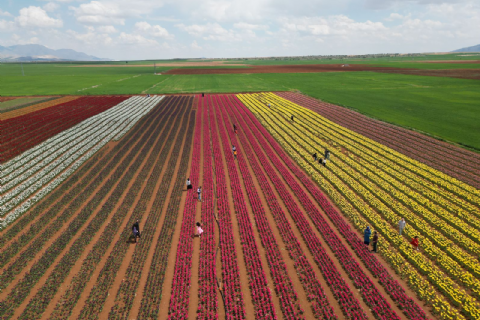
[411,236,419,251]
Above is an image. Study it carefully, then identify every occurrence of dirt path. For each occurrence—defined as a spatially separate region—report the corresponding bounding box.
[129,103,195,319]
[211,101,255,319]
[97,101,187,320]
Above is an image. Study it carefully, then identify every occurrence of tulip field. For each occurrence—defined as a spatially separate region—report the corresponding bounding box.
[0,91,478,320]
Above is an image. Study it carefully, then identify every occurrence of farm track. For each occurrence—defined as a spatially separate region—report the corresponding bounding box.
[0,98,170,319]
[276,92,480,190]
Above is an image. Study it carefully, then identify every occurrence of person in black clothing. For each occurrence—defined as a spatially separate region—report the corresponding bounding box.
[132,220,140,243]
[202,93,205,97]
[233,124,237,131]
[371,231,378,252]
[312,153,317,161]
[291,115,294,122]
[325,149,330,160]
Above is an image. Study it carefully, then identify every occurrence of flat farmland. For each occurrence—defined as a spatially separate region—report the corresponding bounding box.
[2,92,480,320]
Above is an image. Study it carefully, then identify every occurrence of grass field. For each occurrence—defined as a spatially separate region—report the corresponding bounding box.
[1,58,479,150]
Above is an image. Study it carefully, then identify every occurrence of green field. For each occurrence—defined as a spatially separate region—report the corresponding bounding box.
[1,58,479,150]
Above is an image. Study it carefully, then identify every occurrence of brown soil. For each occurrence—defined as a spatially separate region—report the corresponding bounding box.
[70,62,247,67]
[130,109,196,319]
[165,63,480,80]
[1,94,441,320]
[165,64,414,75]
[97,105,185,320]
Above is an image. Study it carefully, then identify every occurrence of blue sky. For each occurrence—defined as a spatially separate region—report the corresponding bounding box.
[0,0,479,60]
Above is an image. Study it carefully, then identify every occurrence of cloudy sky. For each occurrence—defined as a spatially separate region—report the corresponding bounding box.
[0,0,479,60]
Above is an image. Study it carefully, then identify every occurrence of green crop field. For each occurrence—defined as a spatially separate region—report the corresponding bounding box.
[1,59,479,150]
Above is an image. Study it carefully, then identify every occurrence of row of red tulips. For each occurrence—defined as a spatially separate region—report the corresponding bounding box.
[197,100,218,319]
[167,98,203,319]
[0,99,174,320]
[222,94,340,320]
[211,95,277,319]
[215,94,309,319]
[207,96,247,320]
[234,95,430,320]
[276,92,480,189]
[227,95,371,319]
[1,96,129,163]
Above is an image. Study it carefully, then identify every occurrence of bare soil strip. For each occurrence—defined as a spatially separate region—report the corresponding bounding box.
[165,64,480,80]
[70,62,247,67]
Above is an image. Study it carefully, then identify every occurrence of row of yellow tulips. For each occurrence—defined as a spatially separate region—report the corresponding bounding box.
[238,93,480,320]
[250,93,480,279]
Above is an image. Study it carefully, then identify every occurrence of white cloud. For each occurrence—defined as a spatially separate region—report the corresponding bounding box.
[191,40,201,49]
[385,13,404,21]
[43,2,60,12]
[118,32,158,45]
[0,19,15,32]
[233,22,268,30]
[134,21,173,39]
[0,10,12,17]
[71,1,125,25]
[98,25,117,33]
[176,23,242,41]
[67,29,114,45]
[15,6,63,28]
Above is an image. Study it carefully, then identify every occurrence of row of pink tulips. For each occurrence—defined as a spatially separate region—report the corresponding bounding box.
[206,96,247,320]
[209,95,277,319]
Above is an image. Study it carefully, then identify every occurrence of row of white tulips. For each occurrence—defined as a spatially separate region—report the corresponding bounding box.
[0,96,163,229]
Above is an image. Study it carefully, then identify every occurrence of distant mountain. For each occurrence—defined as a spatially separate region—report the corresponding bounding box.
[452,44,480,53]
[0,44,109,61]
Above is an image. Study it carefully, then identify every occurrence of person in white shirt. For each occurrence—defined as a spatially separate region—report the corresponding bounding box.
[398,218,406,235]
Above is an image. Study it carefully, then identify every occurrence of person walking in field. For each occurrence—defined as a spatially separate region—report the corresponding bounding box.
[233,124,237,132]
[364,226,371,246]
[321,158,327,167]
[371,231,378,252]
[291,115,294,122]
[234,150,237,159]
[398,218,406,235]
[194,222,204,237]
[197,186,202,201]
[411,236,420,251]
[312,152,318,161]
[324,149,331,160]
[132,220,140,243]
[186,178,192,190]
